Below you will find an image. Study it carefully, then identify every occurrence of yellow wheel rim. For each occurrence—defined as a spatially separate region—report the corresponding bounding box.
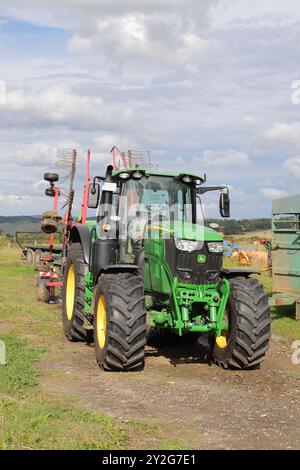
[66,264,75,320]
[97,295,107,349]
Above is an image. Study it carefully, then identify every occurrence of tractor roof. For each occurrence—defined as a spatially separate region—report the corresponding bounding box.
[112,167,205,182]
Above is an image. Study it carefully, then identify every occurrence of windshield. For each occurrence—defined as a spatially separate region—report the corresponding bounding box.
[121,175,195,225]
[96,174,205,264]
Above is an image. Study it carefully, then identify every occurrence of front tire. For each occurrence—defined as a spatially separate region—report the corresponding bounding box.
[62,243,91,342]
[94,272,146,371]
[213,277,271,369]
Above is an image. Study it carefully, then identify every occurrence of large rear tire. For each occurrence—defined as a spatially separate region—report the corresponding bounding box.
[62,243,91,342]
[213,277,271,369]
[94,272,146,371]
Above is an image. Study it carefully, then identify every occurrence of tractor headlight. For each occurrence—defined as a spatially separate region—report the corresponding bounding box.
[132,170,145,179]
[207,242,223,253]
[175,239,200,252]
[118,172,130,180]
[182,175,193,184]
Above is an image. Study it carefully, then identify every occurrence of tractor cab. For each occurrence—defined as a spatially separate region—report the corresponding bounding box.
[93,165,230,265]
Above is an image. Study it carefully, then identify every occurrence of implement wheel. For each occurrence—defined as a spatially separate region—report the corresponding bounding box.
[34,249,42,270]
[26,249,35,264]
[213,277,271,370]
[94,272,146,371]
[36,278,50,302]
[62,243,91,342]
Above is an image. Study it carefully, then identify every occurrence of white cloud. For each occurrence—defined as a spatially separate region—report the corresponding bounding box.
[283,156,300,178]
[93,134,138,153]
[265,122,300,146]
[68,35,91,52]
[1,85,134,130]
[171,151,250,173]
[11,143,57,167]
[259,187,288,199]
[0,194,32,203]
[1,1,221,72]
[201,150,250,167]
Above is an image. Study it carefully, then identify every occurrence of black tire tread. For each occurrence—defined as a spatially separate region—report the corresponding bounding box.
[62,243,91,342]
[95,272,146,371]
[214,276,271,370]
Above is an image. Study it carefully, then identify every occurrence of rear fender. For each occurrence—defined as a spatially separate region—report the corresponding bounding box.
[69,225,91,264]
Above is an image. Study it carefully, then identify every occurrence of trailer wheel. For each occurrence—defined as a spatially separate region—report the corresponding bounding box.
[212,277,271,370]
[94,272,146,371]
[62,242,91,342]
[34,249,42,270]
[36,278,50,302]
[26,249,35,264]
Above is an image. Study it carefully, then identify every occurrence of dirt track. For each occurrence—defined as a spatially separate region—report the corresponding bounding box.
[40,329,300,450]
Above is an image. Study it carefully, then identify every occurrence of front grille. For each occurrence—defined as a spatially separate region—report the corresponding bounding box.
[165,239,222,285]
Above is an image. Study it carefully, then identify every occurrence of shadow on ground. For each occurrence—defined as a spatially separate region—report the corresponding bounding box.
[145,333,212,367]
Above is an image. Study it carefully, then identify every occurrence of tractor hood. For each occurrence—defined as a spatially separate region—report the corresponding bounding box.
[147,221,223,242]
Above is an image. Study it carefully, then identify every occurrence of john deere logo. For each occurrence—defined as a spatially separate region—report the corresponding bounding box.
[197,254,206,264]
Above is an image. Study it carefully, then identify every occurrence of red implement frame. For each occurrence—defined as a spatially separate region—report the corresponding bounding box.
[39,149,92,301]
[49,186,60,255]
[111,145,128,171]
[78,148,91,224]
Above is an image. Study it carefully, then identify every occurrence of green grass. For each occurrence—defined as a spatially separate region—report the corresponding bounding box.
[0,247,22,263]
[0,333,46,395]
[270,306,300,339]
[0,397,128,450]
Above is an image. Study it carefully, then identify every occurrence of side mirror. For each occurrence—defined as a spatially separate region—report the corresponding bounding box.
[88,183,100,209]
[219,191,230,218]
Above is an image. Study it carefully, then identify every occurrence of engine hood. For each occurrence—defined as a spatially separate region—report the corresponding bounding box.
[147,221,223,242]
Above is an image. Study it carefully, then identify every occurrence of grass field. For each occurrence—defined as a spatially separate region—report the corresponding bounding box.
[1,245,300,449]
[0,248,191,450]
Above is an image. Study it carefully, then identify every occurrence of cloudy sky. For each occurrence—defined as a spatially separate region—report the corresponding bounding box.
[1,0,300,218]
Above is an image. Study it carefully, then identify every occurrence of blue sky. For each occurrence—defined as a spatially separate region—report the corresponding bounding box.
[0,0,300,218]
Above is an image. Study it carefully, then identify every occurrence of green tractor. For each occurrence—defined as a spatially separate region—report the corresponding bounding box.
[62,161,271,371]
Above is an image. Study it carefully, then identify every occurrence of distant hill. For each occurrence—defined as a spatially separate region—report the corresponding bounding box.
[0,215,271,236]
[206,218,271,235]
[0,216,41,235]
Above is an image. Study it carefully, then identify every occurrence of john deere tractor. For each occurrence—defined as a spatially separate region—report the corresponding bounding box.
[62,162,271,371]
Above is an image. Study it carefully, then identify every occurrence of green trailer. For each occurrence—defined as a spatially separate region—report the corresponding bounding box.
[269,194,300,319]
